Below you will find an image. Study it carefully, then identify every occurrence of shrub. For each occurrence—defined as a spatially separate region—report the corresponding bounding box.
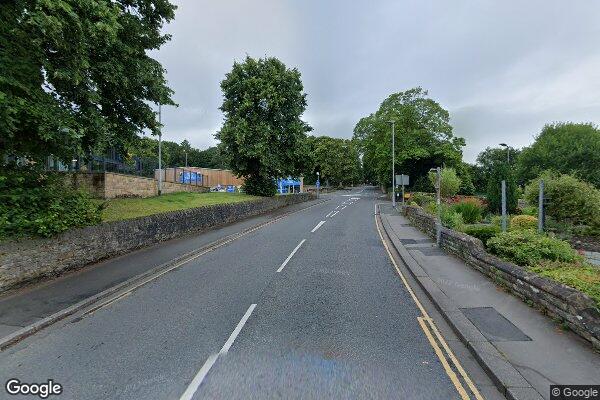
[487,230,582,267]
[524,172,600,229]
[486,163,518,214]
[463,224,500,245]
[441,208,464,231]
[510,215,538,231]
[522,206,538,216]
[452,199,483,224]
[0,168,103,239]
[429,168,461,198]
[411,192,435,207]
[531,261,600,308]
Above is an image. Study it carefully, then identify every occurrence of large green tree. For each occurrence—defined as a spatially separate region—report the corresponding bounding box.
[516,123,600,188]
[216,56,311,196]
[475,146,521,186]
[306,136,362,186]
[0,0,176,164]
[352,88,465,190]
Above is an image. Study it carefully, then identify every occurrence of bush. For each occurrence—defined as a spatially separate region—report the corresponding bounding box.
[463,224,500,245]
[522,206,538,216]
[0,168,103,239]
[426,203,464,230]
[429,168,461,198]
[487,230,581,267]
[486,163,518,214]
[524,172,600,229]
[510,215,538,231]
[452,199,483,224]
[531,261,600,308]
[411,192,435,207]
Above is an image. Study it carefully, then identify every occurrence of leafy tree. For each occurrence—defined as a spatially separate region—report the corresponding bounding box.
[0,0,176,164]
[476,146,521,185]
[306,136,362,186]
[428,167,461,198]
[516,123,600,188]
[216,56,311,196]
[486,163,518,214]
[352,88,465,190]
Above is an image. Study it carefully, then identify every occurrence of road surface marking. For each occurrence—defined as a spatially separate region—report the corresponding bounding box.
[335,205,341,209]
[180,304,257,400]
[311,220,326,233]
[341,205,346,209]
[374,204,483,400]
[277,240,306,272]
[330,211,339,217]
[221,304,257,354]
[418,317,469,400]
[325,211,334,218]
[179,354,218,400]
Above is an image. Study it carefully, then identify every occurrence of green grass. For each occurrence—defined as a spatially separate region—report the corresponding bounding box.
[98,192,259,222]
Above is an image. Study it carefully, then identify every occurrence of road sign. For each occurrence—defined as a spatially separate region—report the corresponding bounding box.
[316,180,320,189]
[395,174,409,186]
[226,185,235,193]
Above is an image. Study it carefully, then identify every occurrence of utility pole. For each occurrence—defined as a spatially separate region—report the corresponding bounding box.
[185,151,188,168]
[432,167,441,245]
[158,104,162,196]
[538,179,544,233]
[389,121,396,208]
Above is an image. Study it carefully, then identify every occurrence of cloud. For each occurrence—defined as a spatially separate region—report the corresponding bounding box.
[153,0,600,162]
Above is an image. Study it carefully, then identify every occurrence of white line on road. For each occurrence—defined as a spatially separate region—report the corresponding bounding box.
[180,304,257,400]
[311,220,326,233]
[220,304,257,354]
[325,211,334,218]
[277,240,306,272]
[331,211,339,217]
[341,205,346,209]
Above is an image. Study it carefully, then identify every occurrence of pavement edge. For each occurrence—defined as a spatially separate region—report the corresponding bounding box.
[378,209,544,400]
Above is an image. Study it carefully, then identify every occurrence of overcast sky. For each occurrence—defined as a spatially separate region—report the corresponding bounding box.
[153,0,600,162]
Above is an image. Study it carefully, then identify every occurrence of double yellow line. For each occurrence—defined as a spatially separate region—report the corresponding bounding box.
[374,204,484,400]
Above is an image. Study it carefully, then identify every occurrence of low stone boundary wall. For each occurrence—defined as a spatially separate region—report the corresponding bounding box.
[403,205,600,349]
[0,193,315,294]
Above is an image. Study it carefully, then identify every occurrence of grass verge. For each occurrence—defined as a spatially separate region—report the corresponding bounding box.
[99,192,259,222]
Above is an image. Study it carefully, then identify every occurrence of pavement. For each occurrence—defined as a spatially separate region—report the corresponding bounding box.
[379,205,600,400]
[0,187,508,399]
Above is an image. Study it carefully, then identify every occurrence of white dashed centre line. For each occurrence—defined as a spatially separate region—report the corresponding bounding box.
[311,220,326,233]
[277,239,306,272]
[180,304,257,400]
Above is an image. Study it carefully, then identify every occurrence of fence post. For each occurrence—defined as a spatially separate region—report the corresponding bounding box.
[538,179,544,233]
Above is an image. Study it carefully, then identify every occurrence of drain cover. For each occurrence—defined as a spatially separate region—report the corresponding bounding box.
[461,307,531,342]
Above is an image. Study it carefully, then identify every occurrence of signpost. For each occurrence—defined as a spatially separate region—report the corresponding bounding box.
[226,185,235,193]
[395,174,409,208]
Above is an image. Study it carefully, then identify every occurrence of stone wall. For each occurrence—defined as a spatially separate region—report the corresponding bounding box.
[68,172,208,199]
[404,205,600,350]
[0,193,315,293]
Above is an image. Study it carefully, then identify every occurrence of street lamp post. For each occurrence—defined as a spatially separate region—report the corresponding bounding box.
[499,143,510,164]
[158,104,162,196]
[184,150,188,168]
[389,121,396,208]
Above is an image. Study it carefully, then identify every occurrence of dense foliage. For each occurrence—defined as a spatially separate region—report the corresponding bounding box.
[0,167,102,238]
[510,215,538,231]
[517,123,600,188]
[0,0,176,164]
[305,136,362,186]
[462,224,500,245]
[429,167,461,198]
[352,88,465,189]
[452,199,483,224]
[485,162,518,214]
[487,230,581,267]
[216,56,311,196]
[524,172,600,229]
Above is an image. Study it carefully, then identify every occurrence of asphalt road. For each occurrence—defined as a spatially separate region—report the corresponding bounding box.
[0,187,502,399]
